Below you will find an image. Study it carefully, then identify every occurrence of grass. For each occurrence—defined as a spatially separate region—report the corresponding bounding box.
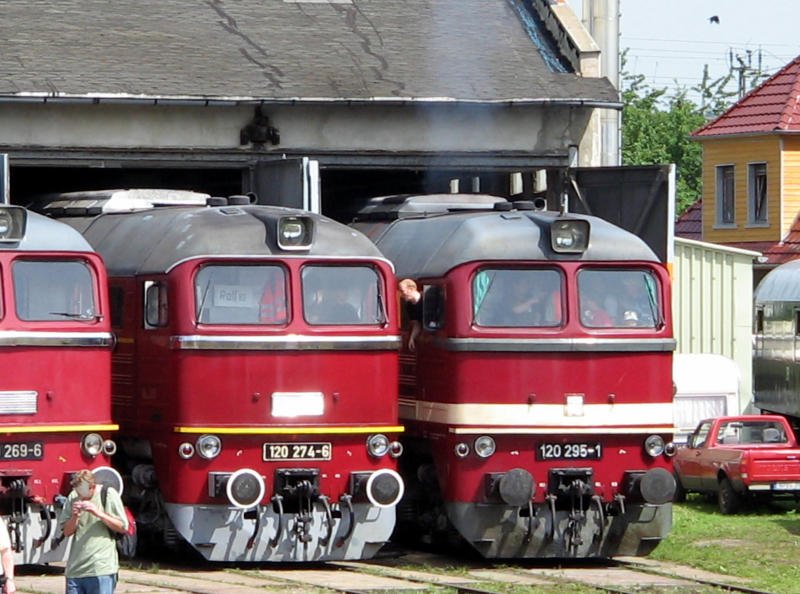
[652,494,800,593]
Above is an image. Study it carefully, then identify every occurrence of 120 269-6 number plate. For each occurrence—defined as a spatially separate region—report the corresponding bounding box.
[263,442,332,461]
[536,442,602,461]
[0,441,44,460]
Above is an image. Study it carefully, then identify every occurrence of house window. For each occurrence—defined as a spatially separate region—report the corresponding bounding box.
[748,163,767,224]
[716,165,735,225]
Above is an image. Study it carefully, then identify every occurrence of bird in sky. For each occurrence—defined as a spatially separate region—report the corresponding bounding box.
[709,15,720,24]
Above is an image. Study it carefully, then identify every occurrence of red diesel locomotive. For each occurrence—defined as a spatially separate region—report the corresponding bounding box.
[0,205,118,564]
[352,193,677,558]
[39,190,404,562]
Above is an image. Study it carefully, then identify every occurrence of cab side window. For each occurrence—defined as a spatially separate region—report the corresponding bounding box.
[422,285,444,330]
[144,281,168,328]
[109,286,124,329]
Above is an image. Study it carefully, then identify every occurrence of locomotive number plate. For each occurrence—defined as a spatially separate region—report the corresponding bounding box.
[263,442,332,461]
[0,441,43,460]
[536,442,602,461]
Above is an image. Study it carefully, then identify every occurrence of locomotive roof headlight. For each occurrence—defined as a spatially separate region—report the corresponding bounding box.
[277,216,314,251]
[474,436,496,458]
[178,442,195,459]
[0,206,27,242]
[388,441,404,458]
[664,441,677,457]
[644,435,666,457]
[196,434,222,460]
[551,219,590,253]
[102,439,117,457]
[367,434,390,458]
[454,442,470,458]
[81,433,103,457]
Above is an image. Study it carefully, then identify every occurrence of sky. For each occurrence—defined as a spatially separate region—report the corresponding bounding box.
[567,0,800,101]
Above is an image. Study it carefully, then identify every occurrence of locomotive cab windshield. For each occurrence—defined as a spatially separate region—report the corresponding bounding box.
[473,268,563,328]
[195,264,288,325]
[578,268,661,329]
[14,259,98,322]
[302,265,386,325]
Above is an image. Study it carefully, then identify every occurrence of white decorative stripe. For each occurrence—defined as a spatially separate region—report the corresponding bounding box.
[0,331,113,348]
[449,426,675,435]
[171,334,401,351]
[399,399,675,429]
[438,337,676,352]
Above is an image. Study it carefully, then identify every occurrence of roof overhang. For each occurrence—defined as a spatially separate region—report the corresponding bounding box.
[0,93,622,110]
[691,130,800,140]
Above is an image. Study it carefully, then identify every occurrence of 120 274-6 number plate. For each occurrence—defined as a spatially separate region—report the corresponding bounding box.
[263,442,332,461]
[0,441,44,460]
[536,442,602,461]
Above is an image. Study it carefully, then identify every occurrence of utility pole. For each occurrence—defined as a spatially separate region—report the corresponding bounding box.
[729,48,764,99]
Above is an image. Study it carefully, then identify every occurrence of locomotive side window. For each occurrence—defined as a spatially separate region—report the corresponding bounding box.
[109,286,124,329]
[144,281,168,328]
[578,268,660,328]
[195,264,287,325]
[472,268,562,327]
[13,259,96,321]
[302,265,385,325]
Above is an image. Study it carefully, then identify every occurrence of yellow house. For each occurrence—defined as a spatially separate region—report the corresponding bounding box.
[691,55,800,285]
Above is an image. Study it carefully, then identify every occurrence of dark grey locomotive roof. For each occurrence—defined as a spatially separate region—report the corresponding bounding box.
[65,205,385,275]
[3,210,94,253]
[0,0,618,106]
[755,259,800,302]
[352,194,658,279]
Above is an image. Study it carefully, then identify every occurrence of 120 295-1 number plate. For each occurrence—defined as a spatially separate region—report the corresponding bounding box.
[263,442,332,461]
[0,441,44,460]
[536,442,602,461]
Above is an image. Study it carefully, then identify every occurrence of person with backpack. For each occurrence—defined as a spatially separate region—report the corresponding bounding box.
[57,470,128,594]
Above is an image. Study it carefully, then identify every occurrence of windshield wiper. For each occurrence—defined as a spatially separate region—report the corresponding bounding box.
[48,311,99,321]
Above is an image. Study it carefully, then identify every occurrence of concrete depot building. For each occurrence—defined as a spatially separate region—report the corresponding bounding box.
[0,0,619,218]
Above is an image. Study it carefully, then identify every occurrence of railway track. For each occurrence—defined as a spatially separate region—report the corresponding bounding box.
[8,551,779,594]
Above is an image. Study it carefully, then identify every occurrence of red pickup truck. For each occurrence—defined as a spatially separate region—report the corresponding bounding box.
[673,415,800,513]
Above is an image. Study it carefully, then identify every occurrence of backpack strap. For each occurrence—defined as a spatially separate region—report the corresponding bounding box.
[98,485,117,539]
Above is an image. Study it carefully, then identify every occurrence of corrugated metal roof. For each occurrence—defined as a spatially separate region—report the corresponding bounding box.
[0,0,619,106]
[754,259,800,302]
[693,54,800,137]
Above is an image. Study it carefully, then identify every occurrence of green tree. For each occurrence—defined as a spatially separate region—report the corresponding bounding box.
[619,50,760,215]
[621,63,707,215]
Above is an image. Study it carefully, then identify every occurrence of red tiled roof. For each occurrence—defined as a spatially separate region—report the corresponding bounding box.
[722,212,800,265]
[693,55,800,137]
[675,200,702,240]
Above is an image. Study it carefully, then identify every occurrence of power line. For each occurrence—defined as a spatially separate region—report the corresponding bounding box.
[623,36,799,48]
